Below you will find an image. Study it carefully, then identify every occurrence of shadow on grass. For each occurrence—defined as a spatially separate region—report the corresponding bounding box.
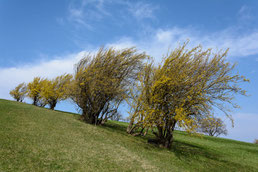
[171,140,255,171]
[171,140,219,161]
[78,119,256,171]
[101,121,129,135]
[101,121,155,144]
[102,122,256,170]
[54,109,80,116]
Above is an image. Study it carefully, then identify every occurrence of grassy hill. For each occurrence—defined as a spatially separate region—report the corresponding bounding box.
[0,99,258,171]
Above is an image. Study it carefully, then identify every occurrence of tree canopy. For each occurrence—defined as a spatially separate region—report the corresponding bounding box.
[127,43,248,148]
[41,74,72,110]
[27,77,46,106]
[9,83,27,102]
[70,47,147,125]
[198,116,228,137]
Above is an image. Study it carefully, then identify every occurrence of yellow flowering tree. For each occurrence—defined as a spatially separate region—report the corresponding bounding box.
[127,42,248,148]
[9,82,27,102]
[70,47,147,125]
[27,77,45,106]
[41,74,72,110]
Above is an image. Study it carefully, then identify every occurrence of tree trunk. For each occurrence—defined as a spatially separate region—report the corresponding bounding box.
[49,100,57,110]
[33,96,37,106]
[81,110,96,124]
[153,120,176,149]
[127,117,135,134]
[164,130,173,148]
[165,121,176,148]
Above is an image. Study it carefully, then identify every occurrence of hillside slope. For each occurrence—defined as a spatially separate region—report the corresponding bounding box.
[0,99,258,171]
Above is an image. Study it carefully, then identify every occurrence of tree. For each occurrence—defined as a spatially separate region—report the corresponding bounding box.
[110,112,122,121]
[27,77,45,106]
[127,42,248,148]
[70,47,147,125]
[127,62,155,136]
[198,116,227,137]
[41,74,72,110]
[9,83,27,102]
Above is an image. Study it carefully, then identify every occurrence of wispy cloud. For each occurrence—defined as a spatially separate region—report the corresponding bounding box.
[238,5,253,22]
[128,2,157,20]
[68,8,91,28]
[109,26,258,61]
[66,0,157,29]
[67,0,110,29]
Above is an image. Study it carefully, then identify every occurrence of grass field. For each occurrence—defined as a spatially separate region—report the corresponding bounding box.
[0,99,258,171]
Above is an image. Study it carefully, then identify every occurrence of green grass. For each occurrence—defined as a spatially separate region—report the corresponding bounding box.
[0,99,258,171]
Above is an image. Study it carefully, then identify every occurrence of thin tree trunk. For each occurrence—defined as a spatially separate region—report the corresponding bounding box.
[127,117,135,134]
[164,120,176,149]
[33,96,37,106]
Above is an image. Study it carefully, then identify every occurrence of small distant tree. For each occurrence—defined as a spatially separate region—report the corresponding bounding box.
[254,139,258,144]
[110,112,122,121]
[27,77,45,106]
[70,47,146,125]
[124,116,131,123]
[41,74,72,110]
[198,116,227,137]
[127,42,248,148]
[9,83,27,102]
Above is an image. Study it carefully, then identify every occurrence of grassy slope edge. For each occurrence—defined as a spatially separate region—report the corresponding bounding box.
[0,99,258,171]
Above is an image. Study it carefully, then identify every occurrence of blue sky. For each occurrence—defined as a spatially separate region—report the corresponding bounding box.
[0,0,258,143]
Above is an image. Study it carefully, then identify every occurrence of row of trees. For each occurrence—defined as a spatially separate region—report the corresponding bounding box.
[10,74,72,110]
[10,43,248,148]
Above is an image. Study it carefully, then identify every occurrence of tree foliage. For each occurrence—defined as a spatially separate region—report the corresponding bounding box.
[41,74,72,110]
[127,43,248,148]
[198,116,227,136]
[70,47,147,125]
[27,77,46,106]
[9,83,27,102]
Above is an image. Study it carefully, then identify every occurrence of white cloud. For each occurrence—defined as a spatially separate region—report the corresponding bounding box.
[109,27,258,61]
[107,37,136,49]
[2,24,258,101]
[0,51,87,100]
[156,30,173,43]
